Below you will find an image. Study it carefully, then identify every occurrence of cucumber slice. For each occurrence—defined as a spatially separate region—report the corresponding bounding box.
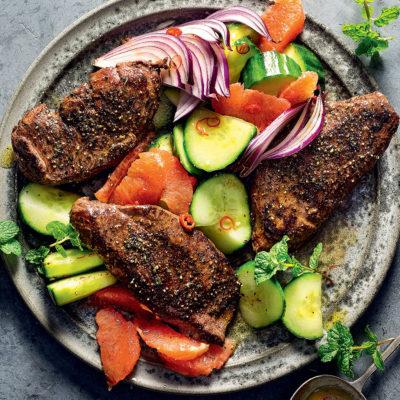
[226,22,259,46]
[242,51,302,96]
[190,173,251,254]
[47,270,117,306]
[148,133,174,154]
[283,43,325,87]
[164,88,181,107]
[173,124,203,176]
[39,249,103,279]
[184,108,256,172]
[226,37,261,84]
[18,183,80,235]
[223,23,261,84]
[153,92,174,130]
[237,261,285,328]
[282,273,323,340]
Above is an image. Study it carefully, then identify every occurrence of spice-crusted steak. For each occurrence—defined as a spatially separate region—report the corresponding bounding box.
[251,92,399,252]
[12,61,164,185]
[70,198,240,345]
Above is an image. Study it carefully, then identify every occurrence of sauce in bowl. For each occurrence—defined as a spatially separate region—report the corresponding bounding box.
[307,387,353,400]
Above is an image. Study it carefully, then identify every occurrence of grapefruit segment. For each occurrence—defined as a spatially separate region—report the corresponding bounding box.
[160,156,195,215]
[259,0,305,53]
[88,285,153,318]
[211,83,291,131]
[95,132,155,203]
[95,308,140,387]
[160,338,236,377]
[101,148,194,215]
[109,150,165,205]
[278,71,318,105]
[133,318,210,361]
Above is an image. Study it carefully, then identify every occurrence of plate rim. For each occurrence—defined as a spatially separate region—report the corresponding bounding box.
[1,0,399,394]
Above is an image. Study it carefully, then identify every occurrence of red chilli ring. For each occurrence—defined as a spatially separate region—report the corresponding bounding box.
[179,214,195,231]
[219,216,236,231]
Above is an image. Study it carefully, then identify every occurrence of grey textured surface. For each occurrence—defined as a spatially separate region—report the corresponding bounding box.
[0,0,399,399]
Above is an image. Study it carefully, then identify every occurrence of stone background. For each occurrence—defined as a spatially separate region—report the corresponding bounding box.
[0,1,399,399]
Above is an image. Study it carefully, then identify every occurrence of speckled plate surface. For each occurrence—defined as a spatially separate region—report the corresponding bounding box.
[0,0,399,395]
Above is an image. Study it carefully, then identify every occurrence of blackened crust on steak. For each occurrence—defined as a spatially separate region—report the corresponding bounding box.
[70,198,240,345]
[12,61,164,185]
[251,92,399,252]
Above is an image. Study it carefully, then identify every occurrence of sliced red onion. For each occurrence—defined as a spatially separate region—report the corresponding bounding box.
[240,93,325,177]
[94,7,273,102]
[94,43,181,88]
[174,92,201,122]
[206,6,273,42]
[180,39,206,100]
[261,99,312,158]
[265,95,325,159]
[176,24,220,44]
[181,35,216,99]
[94,33,192,85]
[242,103,306,161]
[210,43,230,97]
[178,19,230,48]
[162,68,182,90]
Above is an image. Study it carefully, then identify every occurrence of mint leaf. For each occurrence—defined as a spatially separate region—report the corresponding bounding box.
[66,225,83,250]
[355,0,373,4]
[355,37,389,57]
[309,243,322,270]
[69,236,83,250]
[338,351,355,378]
[46,221,69,240]
[373,349,385,370]
[342,22,373,41]
[0,239,22,256]
[291,257,305,278]
[254,236,292,283]
[328,322,354,347]
[0,221,20,244]
[374,6,400,27]
[370,51,382,67]
[318,343,339,362]
[365,325,379,343]
[25,246,50,265]
[362,5,374,20]
[352,348,363,360]
[55,244,67,257]
[362,340,378,355]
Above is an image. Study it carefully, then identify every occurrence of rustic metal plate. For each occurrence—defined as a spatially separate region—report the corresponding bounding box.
[0,0,399,394]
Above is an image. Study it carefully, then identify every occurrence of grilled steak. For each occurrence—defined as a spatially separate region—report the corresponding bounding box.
[12,61,164,185]
[251,92,399,252]
[70,198,240,345]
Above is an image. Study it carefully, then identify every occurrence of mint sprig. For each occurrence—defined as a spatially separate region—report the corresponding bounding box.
[254,236,322,284]
[343,1,399,64]
[318,322,395,378]
[45,221,83,256]
[25,221,83,264]
[0,219,83,265]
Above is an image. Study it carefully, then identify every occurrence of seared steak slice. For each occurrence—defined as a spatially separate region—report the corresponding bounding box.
[251,92,399,252]
[12,61,163,185]
[70,198,240,345]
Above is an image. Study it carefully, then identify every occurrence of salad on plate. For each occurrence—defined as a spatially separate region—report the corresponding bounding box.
[5,0,399,387]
